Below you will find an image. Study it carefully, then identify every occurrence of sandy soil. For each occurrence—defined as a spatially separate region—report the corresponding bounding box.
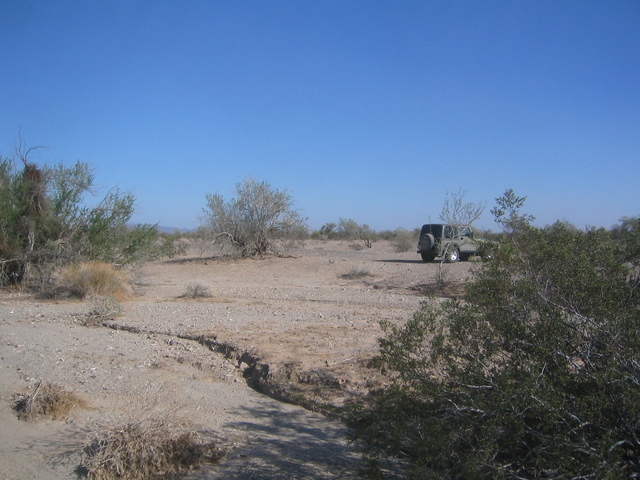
[0,240,476,479]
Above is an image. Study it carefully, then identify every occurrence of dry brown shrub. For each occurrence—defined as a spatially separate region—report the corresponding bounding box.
[82,420,226,479]
[180,283,211,299]
[341,266,373,279]
[13,381,87,421]
[81,382,228,479]
[59,261,130,300]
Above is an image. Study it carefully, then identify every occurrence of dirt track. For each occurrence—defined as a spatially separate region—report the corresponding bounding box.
[0,240,476,479]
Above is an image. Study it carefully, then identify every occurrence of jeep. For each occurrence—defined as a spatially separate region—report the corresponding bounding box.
[417,224,484,262]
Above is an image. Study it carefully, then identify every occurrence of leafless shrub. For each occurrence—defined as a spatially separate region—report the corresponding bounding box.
[82,422,225,480]
[434,189,486,288]
[433,262,452,290]
[13,381,87,421]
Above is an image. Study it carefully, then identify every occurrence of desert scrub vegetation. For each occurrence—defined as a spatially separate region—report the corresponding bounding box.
[0,145,179,292]
[342,266,373,279]
[313,218,378,248]
[201,177,307,257]
[351,191,640,479]
[13,381,87,421]
[58,261,130,300]
[389,228,418,252]
[180,283,211,299]
[84,294,124,325]
[81,383,227,480]
[82,420,226,480]
[433,188,485,287]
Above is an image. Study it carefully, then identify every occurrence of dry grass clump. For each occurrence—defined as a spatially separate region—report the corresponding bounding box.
[180,283,211,299]
[13,381,87,421]
[342,266,373,279]
[59,261,130,300]
[82,420,226,480]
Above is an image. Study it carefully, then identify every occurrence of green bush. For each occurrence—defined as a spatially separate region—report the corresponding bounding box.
[0,152,178,289]
[611,215,640,267]
[351,192,640,479]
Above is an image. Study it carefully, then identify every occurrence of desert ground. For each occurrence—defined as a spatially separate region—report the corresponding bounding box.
[0,239,477,479]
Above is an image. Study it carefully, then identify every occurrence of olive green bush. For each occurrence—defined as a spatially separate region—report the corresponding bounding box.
[351,191,640,479]
[0,153,177,290]
[611,215,640,267]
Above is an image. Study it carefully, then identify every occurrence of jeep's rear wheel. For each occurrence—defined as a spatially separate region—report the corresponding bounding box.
[445,248,460,263]
[421,253,435,262]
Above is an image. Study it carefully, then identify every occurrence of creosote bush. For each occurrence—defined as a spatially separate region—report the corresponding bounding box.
[13,381,87,421]
[351,191,640,479]
[59,261,130,300]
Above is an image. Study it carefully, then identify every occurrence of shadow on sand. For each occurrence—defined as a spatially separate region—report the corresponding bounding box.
[195,399,361,479]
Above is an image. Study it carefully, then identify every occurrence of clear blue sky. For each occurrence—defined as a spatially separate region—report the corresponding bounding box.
[1,1,638,231]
